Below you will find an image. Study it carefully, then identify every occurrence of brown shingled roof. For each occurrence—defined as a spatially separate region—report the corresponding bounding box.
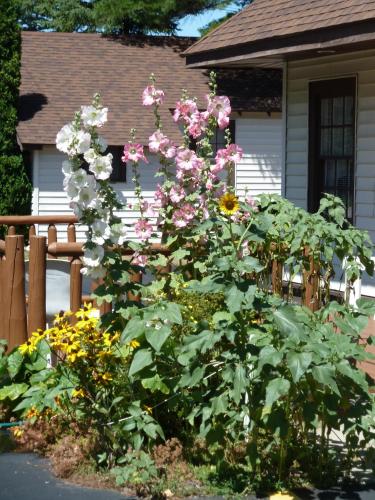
[18,32,281,146]
[185,0,375,60]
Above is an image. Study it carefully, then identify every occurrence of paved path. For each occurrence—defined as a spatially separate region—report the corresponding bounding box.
[0,453,136,500]
[2,452,375,499]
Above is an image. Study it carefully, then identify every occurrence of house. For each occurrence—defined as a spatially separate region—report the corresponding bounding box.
[184,0,375,297]
[18,32,282,240]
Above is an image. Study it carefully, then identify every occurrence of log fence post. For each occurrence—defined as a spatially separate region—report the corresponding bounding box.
[28,236,47,336]
[0,256,5,342]
[302,247,320,312]
[70,257,83,323]
[3,235,28,350]
[47,224,57,259]
[271,260,283,296]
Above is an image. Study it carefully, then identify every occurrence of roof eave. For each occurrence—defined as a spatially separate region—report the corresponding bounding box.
[186,20,375,68]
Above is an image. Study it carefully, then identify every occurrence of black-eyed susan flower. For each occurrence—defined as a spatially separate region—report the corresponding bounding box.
[19,339,37,356]
[219,192,240,216]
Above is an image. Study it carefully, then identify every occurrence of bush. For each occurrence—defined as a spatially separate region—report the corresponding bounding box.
[0,0,32,230]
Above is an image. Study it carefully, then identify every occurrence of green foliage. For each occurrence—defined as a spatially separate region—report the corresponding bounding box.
[112,450,158,486]
[0,0,32,229]
[17,0,233,34]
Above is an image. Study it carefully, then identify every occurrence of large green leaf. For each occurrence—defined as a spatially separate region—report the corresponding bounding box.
[225,285,244,314]
[232,364,247,404]
[7,349,24,379]
[121,317,145,344]
[142,374,169,394]
[129,349,153,377]
[312,364,340,395]
[264,377,290,410]
[145,325,171,352]
[157,302,182,325]
[273,307,301,340]
[286,351,312,382]
[0,383,28,401]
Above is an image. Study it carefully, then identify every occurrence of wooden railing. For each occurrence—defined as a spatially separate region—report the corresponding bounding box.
[0,215,324,352]
[0,216,86,351]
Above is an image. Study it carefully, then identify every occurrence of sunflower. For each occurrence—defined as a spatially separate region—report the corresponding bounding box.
[219,192,240,215]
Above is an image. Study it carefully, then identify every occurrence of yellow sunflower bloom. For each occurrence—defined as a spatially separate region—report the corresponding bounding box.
[219,193,240,216]
[129,339,140,349]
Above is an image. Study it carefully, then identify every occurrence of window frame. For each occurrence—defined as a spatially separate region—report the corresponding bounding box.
[308,77,357,221]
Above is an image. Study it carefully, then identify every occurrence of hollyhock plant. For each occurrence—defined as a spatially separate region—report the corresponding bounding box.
[122,143,148,164]
[142,85,165,106]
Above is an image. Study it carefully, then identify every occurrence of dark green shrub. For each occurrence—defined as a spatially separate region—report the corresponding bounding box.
[0,0,32,230]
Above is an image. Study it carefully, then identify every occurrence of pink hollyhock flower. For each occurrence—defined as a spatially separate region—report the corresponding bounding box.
[173,99,198,123]
[207,95,231,129]
[142,85,165,106]
[134,219,153,241]
[172,209,189,228]
[154,184,168,208]
[132,252,149,267]
[169,185,186,203]
[172,203,195,228]
[149,130,169,153]
[122,143,148,163]
[245,194,259,212]
[214,144,243,173]
[149,130,177,159]
[176,148,204,171]
[187,112,209,139]
[141,200,157,218]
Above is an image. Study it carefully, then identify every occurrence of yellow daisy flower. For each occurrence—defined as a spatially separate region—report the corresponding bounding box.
[219,192,240,216]
[129,339,140,349]
[19,340,37,356]
[72,388,86,398]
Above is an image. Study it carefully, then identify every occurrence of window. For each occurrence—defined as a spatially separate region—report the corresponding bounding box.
[108,146,126,183]
[210,120,236,155]
[308,78,356,220]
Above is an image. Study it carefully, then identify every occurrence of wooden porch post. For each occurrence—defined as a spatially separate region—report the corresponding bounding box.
[302,247,320,312]
[70,257,82,323]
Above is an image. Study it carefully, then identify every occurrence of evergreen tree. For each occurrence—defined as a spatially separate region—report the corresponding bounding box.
[17,0,232,34]
[0,0,32,225]
[199,0,253,36]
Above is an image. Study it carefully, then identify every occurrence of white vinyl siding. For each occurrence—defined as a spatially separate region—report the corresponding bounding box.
[34,145,160,241]
[235,115,283,198]
[32,116,283,242]
[286,49,375,296]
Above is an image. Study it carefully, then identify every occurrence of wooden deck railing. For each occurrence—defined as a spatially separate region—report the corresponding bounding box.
[0,215,325,352]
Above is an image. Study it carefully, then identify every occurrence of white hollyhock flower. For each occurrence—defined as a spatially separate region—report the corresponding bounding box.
[81,265,106,279]
[81,105,108,128]
[76,130,91,154]
[69,201,83,218]
[97,136,107,153]
[79,184,98,208]
[89,153,113,180]
[56,123,75,154]
[83,148,98,165]
[109,222,127,245]
[91,220,111,245]
[62,160,73,175]
[82,245,105,267]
